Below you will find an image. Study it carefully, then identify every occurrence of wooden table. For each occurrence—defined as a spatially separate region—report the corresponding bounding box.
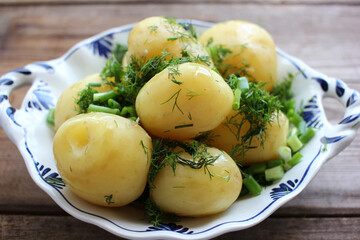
[1,1,359,239]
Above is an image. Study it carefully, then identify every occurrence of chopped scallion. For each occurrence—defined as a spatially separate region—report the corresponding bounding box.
[287,133,303,152]
[267,159,283,168]
[87,104,120,115]
[265,165,284,182]
[278,146,292,162]
[299,127,315,144]
[243,175,262,196]
[247,162,267,175]
[232,88,241,110]
[46,108,55,125]
[93,88,118,102]
[108,98,121,109]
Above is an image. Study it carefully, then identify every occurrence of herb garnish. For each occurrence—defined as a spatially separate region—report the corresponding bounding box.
[224,79,282,162]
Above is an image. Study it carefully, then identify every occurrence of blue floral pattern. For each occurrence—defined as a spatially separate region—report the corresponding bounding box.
[36,162,65,190]
[270,179,299,201]
[313,77,328,92]
[147,223,194,234]
[87,34,113,58]
[26,80,54,111]
[302,95,323,128]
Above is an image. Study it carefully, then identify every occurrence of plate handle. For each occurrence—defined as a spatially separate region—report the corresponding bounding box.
[0,68,35,144]
[315,77,360,159]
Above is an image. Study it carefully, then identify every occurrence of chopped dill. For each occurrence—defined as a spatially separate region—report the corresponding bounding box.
[148,25,159,33]
[224,81,282,162]
[271,73,296,113]
[161,89,183,114]
[174,123,193,129]
[186,88,203,100]
[206,38,250,79]
[104,194,115,205]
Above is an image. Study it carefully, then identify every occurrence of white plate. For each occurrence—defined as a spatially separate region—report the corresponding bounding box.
[0,20,359,240]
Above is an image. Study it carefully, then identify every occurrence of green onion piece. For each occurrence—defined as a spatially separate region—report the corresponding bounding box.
[299,127,316,144]
[237,77,249,90]
[265,165,284,182]
[284,99,295,111]
[287,152,303,167]
[108,98,121,109]
[167,37,178,41]
[46,108,55,125]
[211,67,221,75]
[287,109,303,127]
[267,159,283,168]
[120,106,137,117]
[297,120,307,136]
[287,133,303,152]
[127,117,137,121]
[243,175,262,196]
[278,146,292,162]
[247,162,267,175]
[93,88,118,102]
[88,82,101,87]
[87,104,120,115]
[232,88,241,110]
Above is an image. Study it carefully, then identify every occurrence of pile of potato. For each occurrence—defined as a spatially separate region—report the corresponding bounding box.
[52,17,288,217]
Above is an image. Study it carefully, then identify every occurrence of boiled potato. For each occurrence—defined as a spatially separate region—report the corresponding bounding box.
[209,110,289,166]
[135,62,234,140]
[151,144,242,217]
[127,16,211,64]
[54,74,112,131]
[199,20,277,92]
[53,112,152,207]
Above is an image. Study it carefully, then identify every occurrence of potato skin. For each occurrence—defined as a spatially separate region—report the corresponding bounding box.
[135,62,234,140]
[54,74,112,131]
[53,112,152,207]
[151,146,242,217]
[127,16,210,63]
[209,110,289,166]
[199,20,277,92]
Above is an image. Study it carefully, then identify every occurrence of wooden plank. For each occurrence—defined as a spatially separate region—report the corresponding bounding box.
[1,214,360,239]
[0,3,359,216]
[1,0,360,6]
[0,5,359,80]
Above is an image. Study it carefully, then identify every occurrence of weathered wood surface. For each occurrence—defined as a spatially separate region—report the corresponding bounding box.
[1,215,360,240]
[0,2,359,239]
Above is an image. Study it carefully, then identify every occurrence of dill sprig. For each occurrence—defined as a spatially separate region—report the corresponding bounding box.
[206,38,250,79]
[271,73,296,113]
[224,81,282,162]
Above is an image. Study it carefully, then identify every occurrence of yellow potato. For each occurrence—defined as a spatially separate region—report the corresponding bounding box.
[54,74,112,131]
[151,144,242,217]
[135,62,234,140]
[199,20,277,92]
[53,112,152,207]
[209,110,289,166]
[127,16,211,64]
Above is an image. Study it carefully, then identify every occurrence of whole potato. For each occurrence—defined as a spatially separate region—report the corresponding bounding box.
[199,20,277,92]
[53,112,152,207]
[209,110,289,166]
[54,74,112,131]
[151,144,242,217]
[135,62,234,140]
[127,16,211,64]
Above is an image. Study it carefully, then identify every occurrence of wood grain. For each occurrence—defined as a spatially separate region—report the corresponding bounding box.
[0,2,359,239]
[1,214,359,239]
